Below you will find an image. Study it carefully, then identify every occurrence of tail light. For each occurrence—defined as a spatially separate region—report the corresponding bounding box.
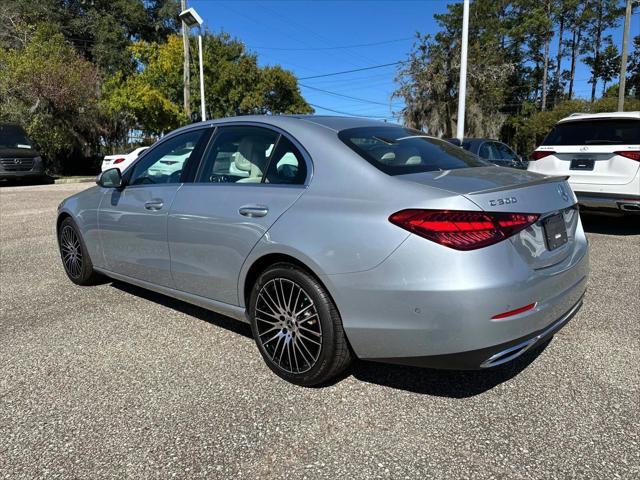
[529,150,555,161]
[615,150,640,161]
[389,210,540,251]
[113,157,126,164]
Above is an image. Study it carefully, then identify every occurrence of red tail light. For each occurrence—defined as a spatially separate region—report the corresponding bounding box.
[491,303,537,319]
[389,210,540,251]
[615,150,640,161]
[529,150,555,161]
[113,157,126,164]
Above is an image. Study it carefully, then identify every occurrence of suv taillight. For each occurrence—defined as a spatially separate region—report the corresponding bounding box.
[529,150,555,161]
[389,210,540,251]
[615,150,640,162]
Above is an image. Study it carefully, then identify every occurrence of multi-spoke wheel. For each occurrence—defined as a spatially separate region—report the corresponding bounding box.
[57,217,102,286]
[249,263,352,386]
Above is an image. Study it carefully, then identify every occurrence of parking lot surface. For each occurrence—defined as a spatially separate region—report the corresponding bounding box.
[1,183,639,479]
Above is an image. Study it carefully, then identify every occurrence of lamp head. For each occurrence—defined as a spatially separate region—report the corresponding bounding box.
[179,8,203,28]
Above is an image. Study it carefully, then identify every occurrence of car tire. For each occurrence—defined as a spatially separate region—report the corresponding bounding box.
[57,217,102,286]
[249,262,352,386]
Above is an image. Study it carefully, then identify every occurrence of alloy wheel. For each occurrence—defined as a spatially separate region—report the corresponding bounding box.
[60,225,83,279]
[255,278,322,374]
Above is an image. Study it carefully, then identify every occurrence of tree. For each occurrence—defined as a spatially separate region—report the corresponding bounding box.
[625,36,640,98]
[598,41,620,94]
[0,23,101,172]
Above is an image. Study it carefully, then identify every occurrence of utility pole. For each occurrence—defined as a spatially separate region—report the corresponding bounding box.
[456,0,470,142]
[618,0,632,111]
[181,0,191,119]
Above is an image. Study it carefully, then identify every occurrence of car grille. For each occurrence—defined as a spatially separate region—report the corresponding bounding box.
[0,157,35,172]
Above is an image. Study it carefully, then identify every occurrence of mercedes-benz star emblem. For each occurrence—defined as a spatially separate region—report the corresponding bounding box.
[13,158,21,165]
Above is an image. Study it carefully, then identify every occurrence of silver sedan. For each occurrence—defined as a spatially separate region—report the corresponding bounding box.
[56,116,589,386]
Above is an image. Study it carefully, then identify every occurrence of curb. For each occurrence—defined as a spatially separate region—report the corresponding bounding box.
[54,177,96,184]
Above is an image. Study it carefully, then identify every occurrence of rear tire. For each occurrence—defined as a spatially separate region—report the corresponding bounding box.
[249,262,352,386]
[57,217,102,286]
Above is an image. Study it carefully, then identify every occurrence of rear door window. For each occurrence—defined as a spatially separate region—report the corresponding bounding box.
[338,126,488,175]
[542,120,640,146]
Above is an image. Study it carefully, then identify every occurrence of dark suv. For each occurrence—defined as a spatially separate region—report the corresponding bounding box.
[0,123,45,181]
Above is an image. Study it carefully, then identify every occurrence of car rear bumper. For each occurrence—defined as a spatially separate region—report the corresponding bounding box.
[576,192,640,214]
[367,295,583,369]
[324,224,589,368]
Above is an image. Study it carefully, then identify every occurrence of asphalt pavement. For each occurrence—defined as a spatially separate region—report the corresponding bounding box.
[1,183,638,479]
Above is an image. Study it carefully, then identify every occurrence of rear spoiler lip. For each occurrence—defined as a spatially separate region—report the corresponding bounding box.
[466,175,569,196]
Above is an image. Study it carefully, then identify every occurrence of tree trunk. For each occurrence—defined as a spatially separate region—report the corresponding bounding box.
[541,1,552,111]
[590,0,604,102]
[568,28,580,100]
[553,15,565,105]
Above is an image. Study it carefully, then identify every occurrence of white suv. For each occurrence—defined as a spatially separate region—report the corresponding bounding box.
[528,111,639,215]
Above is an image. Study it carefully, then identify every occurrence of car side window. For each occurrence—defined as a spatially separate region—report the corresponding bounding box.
[129,130,206,186]
[478,142,493,160]
[496,143,517,161]
[265,136,307,185]
[198,126,279,184]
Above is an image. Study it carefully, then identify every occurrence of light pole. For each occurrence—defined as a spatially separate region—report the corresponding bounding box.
[179,7,206,122]
[456,0,470,142]
[617,0,634,111]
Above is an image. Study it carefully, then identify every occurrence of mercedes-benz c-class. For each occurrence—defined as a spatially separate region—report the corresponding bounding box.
[57,115,589,386]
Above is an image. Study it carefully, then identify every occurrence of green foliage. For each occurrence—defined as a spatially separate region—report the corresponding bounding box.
[0,23,101,172]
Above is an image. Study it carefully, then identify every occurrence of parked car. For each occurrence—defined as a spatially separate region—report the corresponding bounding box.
[0,123,45,181]
[56,116,589,386]
[528,111,640,215]
[101,146,149,172]
[447,137,527,169]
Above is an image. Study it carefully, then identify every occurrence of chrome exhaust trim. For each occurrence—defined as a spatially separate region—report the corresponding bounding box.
[480,298,584,368]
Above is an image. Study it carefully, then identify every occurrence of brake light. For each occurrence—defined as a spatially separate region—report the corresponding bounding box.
[615,150,640,161]
[491,303,537,319]
[389,210,540,251]
[113,157,126,164]
[529,150,555,161]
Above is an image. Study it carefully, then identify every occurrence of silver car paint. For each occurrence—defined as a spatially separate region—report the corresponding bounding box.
[58,115,589,363]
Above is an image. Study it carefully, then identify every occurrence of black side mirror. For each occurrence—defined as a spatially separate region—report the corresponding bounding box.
[96,168,123,188]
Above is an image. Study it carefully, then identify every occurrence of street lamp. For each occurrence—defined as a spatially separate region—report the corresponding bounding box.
[179,7,206,121]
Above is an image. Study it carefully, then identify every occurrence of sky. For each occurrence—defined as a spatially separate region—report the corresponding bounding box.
[190,0,639,120]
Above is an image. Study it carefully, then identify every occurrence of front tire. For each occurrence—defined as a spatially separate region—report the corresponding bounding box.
[249,263,352,386]
[57,217,102,286]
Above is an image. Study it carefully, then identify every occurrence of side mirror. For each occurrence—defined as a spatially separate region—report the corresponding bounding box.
[96,168,123,188]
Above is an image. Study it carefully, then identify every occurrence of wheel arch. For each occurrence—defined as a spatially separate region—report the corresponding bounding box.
[56,211,73,235]
[242,253,328,310]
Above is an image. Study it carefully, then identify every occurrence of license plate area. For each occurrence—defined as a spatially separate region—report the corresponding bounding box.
[570,158,594,170]
[543,213,568,250]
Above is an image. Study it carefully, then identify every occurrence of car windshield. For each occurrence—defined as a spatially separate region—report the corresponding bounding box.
[338,126,488,175]
[541,119,640,146]
[0,124,35,149]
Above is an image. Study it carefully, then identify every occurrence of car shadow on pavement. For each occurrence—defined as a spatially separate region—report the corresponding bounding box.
[581,213,640,235]
[110,281,253,339]
[349,340,549,398]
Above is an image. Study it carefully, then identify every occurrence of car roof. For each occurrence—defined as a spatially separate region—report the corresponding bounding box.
[181,114,399,133]
[557,111,640,124]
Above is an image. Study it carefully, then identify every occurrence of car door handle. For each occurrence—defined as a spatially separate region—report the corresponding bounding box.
[239,205,269,218]
[144,200,164,211]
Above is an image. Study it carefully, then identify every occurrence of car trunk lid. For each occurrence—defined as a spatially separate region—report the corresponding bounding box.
[398,166,579,269]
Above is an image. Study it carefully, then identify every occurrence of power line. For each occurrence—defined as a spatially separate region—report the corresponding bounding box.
[248,37,413,51]
[299,83,401,107]
[309,103,395,120]
[299,61,405,80]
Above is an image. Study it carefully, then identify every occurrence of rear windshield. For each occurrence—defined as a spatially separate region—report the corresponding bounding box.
[0,124,35,149]
[338,126,488,175]
[542,119,640,146]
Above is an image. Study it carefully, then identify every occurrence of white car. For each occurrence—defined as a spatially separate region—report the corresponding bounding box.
[528,111,639,215]
[101,146,150,172]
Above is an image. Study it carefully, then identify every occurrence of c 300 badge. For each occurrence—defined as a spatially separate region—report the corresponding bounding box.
[489,197,517,206]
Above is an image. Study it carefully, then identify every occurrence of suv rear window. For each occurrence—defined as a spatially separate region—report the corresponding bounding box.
[542,119,640,146]
[338,126,488,175]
